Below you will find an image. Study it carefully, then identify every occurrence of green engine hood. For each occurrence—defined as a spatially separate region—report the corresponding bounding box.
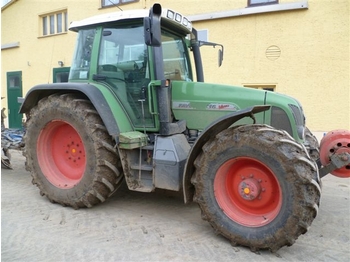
[171,81,305,143]
[171,81,267,130]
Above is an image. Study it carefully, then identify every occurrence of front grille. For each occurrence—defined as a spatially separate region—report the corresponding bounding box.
[271,106,293,136]
[289,104,304,126]
[289,104,305,139]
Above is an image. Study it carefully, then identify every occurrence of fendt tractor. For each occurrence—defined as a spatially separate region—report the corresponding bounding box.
[20,4,350,251]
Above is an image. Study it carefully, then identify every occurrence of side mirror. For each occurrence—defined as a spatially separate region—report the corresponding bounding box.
[218,49,223,67]
[198,40,224,67]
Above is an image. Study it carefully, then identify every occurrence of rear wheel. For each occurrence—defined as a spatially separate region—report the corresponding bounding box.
[24,93,123,208]
[192,125,321,251]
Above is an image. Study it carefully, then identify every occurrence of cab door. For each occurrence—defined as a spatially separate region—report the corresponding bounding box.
[97,25,155,130]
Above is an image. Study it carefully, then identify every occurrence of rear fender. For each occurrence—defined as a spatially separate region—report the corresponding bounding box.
[182,105,270,203]
[20,83,131,139]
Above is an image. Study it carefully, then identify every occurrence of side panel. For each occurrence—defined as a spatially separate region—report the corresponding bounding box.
[20,83,133,138]
[154,134,191,191]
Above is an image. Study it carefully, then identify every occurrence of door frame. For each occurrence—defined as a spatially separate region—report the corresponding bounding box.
[53,67,70,83]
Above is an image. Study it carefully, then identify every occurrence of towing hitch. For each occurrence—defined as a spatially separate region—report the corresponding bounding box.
[319,152,350,178]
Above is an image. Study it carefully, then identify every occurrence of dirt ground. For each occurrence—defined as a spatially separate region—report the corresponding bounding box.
[1,150,350,262]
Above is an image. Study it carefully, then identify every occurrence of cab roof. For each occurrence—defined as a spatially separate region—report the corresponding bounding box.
[69,8,192,34]
[69,9,148,31]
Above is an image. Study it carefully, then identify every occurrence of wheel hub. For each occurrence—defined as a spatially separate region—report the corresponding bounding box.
[65,141,84,165]
[238,178,261,200]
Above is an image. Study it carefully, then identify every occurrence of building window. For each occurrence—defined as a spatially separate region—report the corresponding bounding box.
[244,84,276,92]
[42,17,47,36]
[57,13,62,33]
[248,0,278,7]
[197,29,208,42]
[101,0,138,8]
[49,15,55,34]
[40,10,68,37]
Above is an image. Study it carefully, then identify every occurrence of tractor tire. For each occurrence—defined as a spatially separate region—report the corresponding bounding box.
[305,126,322,187]
[23,93,123,209]
[305,126,320,162]
[191,124,321,252]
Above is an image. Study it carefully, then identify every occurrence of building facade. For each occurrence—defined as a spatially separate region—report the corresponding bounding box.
[1,0,349,133]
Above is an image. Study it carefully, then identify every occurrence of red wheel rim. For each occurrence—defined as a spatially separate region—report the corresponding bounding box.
[214,157,282,227]
[320,129,350,178]
[37,120,86,188]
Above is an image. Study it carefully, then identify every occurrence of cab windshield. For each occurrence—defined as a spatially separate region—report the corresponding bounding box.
[69,28,96,80]
[161,29,192,82]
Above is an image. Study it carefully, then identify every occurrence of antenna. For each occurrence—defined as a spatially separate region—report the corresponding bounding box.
[108,0,123,11]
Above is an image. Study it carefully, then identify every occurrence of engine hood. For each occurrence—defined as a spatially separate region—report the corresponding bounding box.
[171,81,305,141]
[171,81,267,130]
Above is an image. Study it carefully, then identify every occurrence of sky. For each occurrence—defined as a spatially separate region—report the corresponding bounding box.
[1,0,11,7]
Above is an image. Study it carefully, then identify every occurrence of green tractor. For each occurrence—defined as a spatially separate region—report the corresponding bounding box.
[20,4,350,252]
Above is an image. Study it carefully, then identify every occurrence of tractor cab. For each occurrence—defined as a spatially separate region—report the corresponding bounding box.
[68,7,195,131]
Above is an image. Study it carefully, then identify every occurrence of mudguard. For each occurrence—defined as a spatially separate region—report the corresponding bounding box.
[19,82,123,138]
[182,105,271,203]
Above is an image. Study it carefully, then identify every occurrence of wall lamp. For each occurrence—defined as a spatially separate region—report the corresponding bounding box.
[58,61,64,67]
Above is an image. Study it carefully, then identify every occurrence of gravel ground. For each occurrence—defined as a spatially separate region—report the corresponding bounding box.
[1,150,350,262]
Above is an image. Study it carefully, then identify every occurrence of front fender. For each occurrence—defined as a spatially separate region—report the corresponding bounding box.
[182,105,270,203]
[20,83,127,138]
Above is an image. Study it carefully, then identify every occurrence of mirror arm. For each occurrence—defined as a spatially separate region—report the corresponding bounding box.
[198,41,224,67]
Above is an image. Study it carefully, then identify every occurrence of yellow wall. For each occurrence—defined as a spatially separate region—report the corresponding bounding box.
[1,0,349,131]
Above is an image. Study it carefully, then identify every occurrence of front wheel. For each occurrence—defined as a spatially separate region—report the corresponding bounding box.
[305,126,322,187]
[305,126,320,162]
[24,93,124,208]
[192,125,321,251]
